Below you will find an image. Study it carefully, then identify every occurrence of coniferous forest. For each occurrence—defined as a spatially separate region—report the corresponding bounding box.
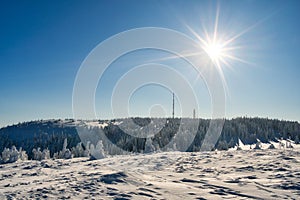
[0,117,299,160]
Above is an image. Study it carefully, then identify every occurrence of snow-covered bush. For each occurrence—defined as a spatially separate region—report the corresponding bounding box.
[254,141,262,150]
[217,140,229,150]
[89,140,105,160]
[268,143,276,149]
[71,142,90,158]
[0,146,28,164]
[64,149,73,159]
[144,138,155,153]
[19,147,28,161]
[286,140,293,148]
[295,135,300,144]
[53,138,73,159]
[279,141,285,149]
[32,148,50,160]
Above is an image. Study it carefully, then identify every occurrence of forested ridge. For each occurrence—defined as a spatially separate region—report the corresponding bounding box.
[0,117,299,159]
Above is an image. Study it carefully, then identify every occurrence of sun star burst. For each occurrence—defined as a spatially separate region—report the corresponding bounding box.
[184,5,258,92]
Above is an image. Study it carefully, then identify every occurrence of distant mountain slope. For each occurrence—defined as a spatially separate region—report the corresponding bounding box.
[0,119,82,158]
[0,117,299,159]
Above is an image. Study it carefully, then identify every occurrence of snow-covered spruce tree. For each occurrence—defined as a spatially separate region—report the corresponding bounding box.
[286,140,293,148]
[71,142,90,158]
[153,140,161,152]
[18,147,28,161]
[32,148,41,160]
[53,138,73,159]
[83,142,90,157]
[295,135,300,144]
[268,143,276,149]
[254,141,262,150]
[89,140,105,160]
[217,140,228,151]
[8,146,19,162]
[236,142,242,150]
[144,138,155,153]
[0,146,28,164]
[1,148,10,163]
[72,142,83,158]
[42,148,51,160]
[32,148,50,161]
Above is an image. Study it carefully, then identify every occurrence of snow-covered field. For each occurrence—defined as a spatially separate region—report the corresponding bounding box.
[1,148,300,200]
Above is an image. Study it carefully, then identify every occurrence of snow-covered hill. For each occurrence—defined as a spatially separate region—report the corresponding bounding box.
[0,117,299,160]
[1,149,299,199]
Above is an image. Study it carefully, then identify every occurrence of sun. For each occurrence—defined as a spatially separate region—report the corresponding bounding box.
[150,5,251,70]
[186,5,252,70]
[195,31,232,69]
[187,23,236,70]
[154,5,253,76]
[184,5,254,92]
[204,41,224,64]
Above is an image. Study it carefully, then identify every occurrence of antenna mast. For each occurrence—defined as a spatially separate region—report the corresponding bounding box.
[172,93,175,119]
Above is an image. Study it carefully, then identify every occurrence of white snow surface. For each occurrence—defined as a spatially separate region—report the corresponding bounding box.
[1,149,300,199]
[227,138,300,151]
[85,121,109,129]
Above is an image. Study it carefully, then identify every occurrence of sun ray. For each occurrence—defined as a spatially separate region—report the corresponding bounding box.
[146,50,206,63]
[185,4,261,81]
[213,4,220,44]
[148,4,265,95]
[221,54,253,65]
[222,14,273,48]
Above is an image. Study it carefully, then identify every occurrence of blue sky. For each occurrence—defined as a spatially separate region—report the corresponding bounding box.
[1,0,300,127]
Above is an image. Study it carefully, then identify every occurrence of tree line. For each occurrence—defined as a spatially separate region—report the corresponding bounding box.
[0,117,299,161]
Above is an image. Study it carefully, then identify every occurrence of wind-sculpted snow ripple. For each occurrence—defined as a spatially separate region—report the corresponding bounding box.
[0,149,300,199]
